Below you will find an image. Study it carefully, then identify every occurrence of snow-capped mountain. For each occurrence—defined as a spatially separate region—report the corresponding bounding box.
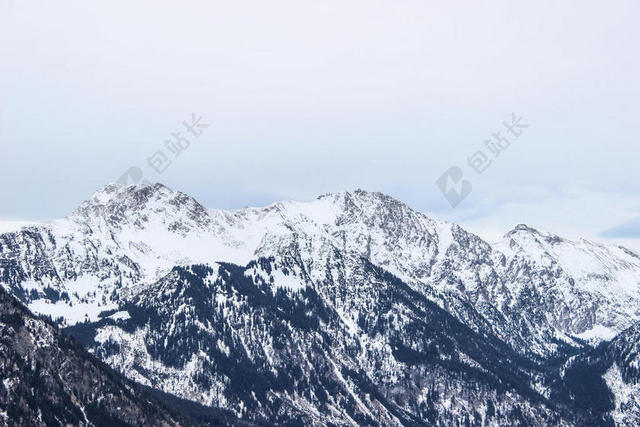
[495,224,640,341]
[2,182,640,425]
[3,184,638,349]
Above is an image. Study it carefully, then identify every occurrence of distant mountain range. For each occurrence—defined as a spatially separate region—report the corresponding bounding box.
[1,183,639,425]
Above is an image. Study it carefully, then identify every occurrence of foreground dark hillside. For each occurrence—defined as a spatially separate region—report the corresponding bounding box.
[0,286,249,427]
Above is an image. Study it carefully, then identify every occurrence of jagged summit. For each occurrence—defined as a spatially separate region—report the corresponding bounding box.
[316,188,417,213]
[77,182,193,213]
[503,223,565,243]
[82,181,172,204]
[72,182,211,232]
[505,223,541,235]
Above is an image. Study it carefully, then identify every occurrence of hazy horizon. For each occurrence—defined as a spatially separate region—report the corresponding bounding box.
[2,1,640,250]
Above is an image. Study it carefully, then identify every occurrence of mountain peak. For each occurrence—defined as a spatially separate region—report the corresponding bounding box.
[82,182,172,206]
[505,223,540,236]
[316,189,413,215]
[503,224,567,247]
[72,182,210,231]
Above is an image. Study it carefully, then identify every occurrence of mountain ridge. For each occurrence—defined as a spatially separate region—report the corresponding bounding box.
[2,182,640,425]
[3,182,639,346]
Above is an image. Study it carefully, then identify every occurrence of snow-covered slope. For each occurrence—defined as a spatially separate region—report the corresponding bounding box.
[495,224,640,342]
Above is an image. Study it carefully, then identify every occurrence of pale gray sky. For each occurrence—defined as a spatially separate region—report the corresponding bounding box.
[1,1,640,247]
